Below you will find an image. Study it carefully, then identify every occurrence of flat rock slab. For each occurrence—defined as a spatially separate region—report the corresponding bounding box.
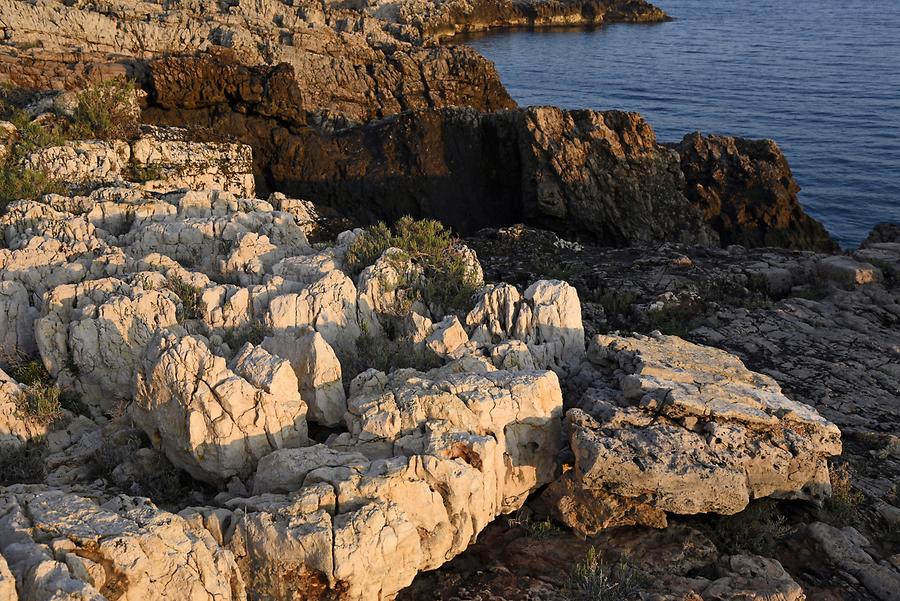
[546,332,841,535]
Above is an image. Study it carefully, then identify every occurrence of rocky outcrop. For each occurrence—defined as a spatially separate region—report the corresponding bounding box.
[180,367,563,601]
[675,132,838,251]
[23,126,255,197]
[191,105,716,244]
[374,0,668,41]
[0,0,515,121]
[133,333,310,485]
[466,279,585,374]
[0,489,245,601]
[545,333,842,535]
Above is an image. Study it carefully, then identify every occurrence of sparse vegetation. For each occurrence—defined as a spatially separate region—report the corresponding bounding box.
[18,381,64,426]
[505,511,563,539]
[11,358,51,386]
[589,289,638,330]
[125,161,164,183]
[167,274,202,321]
[222,321,273,350]
[92,431,197,508]
[69,79,140,141]
[346,329,443,382]
[0,438,48,485]
[562,547,648,601]
[0,79,139,211]
[824,462,865,526]
[345,217,481,313]
[708,498,792,556]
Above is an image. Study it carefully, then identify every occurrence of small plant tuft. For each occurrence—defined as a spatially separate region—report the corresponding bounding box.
[11,358,51,386]
[562,547,648,601]
[0,438,48,485]
[18,381,64,426]
[824,463,865,526]
[167,274,201,322]
[708,498,792,556]
[222,321,273,350]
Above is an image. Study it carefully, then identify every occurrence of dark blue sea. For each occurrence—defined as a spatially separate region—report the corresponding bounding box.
[463,0,900,248]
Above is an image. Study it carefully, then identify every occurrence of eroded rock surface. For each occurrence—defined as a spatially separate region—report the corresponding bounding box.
[675,132,837,252]
[0,489,245,601]
[546,333,841,535]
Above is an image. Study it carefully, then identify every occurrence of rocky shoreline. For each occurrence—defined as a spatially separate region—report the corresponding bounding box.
[0,1,898,600]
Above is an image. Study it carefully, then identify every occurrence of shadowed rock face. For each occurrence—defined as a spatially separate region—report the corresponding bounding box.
[675,132,839,252]
[146,82,719,246]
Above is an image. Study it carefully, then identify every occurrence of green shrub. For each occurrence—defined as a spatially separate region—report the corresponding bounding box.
[346,217,480,313]
[125,161,164,183]
[345,328,442,382]
[222,321,273,350]
[18,382,63,426]
[69,79,140,141]
[11,358,51,386]
[0,438,48,485]
[345,222,393,275]
[562,547,648,601]
[167,274,201,321]
[0,104,65,210]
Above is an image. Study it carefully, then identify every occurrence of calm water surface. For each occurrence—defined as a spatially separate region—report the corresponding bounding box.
[464,0,900,248]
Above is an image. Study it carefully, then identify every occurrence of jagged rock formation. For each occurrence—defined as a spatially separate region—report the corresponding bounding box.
[675,132,838,251]
[133,333,311,485]
[0,489,245,601]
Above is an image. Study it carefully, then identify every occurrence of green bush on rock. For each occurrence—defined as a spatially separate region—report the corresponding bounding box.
[346,216,481,313]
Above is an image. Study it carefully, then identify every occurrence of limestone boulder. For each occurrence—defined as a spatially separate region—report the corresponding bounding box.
[266,270,363,358]
[34,277,178,409]
[0,280,37,366]
[546,333,841,534]
[181,366,565,601]
[261,330,347,427]
[132,333,309,484]
[466,279,584,374]
[0,490,244,601]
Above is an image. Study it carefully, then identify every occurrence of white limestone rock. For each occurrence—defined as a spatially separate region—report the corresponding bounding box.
[132,333,309,484]
[24,140,131,186]
[466,279,584,374]
[130,126,255,197]
[261,330,347,427]
[0,490,244,601]
[0,280,37,366]
[266,269,363,357]
[425,315,468,357]
[34,277,178,409]
[547,333,842,535]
